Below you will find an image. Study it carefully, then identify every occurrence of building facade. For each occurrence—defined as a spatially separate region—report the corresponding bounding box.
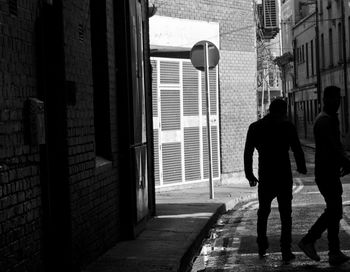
[293,11,318,140]
[149,0,257,184]
[256,0,283,118]
[280,0,350,141]
[317,0,349,136]
[0,0,154,271]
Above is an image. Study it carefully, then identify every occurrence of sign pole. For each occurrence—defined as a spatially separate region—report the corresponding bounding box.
[204,42,214,199]
[190,40,219,200]
[262,66,265,117]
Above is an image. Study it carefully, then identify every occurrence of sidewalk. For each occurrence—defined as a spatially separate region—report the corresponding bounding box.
[82,141,315,272]
[83,181,257,272]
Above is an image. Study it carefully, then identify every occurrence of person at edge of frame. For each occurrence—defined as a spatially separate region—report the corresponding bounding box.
[298,86,350,266]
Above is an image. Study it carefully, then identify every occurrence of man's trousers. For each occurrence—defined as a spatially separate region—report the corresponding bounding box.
[302,178,343,253]
[257,183,293,252]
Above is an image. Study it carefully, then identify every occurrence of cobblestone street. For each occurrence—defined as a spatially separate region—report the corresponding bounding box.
[191,147,350,271]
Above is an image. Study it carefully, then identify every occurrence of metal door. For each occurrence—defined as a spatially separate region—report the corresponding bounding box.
[152,57,220,188]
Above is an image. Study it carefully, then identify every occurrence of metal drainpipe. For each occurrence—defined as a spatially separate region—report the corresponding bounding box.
[341,0,349,132]
[315,0,322,114]
[292,38,297,89]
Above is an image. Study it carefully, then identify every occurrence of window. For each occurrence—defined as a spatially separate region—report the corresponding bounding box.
[306,42,309,77]
[297,47,300,63]
[348,17,350,60]
[314,100,318,116]
[311,40,314,75]
[269,70,275,87]
[321,34,325,68]
[90,0,112,160]
[315,101,318,118]
[341,96,346,133]
[338,23,343,62]
[329,28,334,66]
[319,0,323,13]
[310,101,314,121]
[295,48,299,63]
[327,0,332,9]
[9,0,17,16]
[302,45,305,63]
[300,47,302,63]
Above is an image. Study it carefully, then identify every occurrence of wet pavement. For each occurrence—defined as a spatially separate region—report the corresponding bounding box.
[83,177,258,272]
[190,199,350,271]
[190,146,350,271]
[84,142,350,272]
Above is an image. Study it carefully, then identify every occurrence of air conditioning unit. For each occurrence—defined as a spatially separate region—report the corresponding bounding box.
[257,3,264,28]
[263,0,279,29]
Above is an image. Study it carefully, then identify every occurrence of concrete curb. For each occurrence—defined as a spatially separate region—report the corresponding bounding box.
[180,191,258,272]
[224,191,258,211]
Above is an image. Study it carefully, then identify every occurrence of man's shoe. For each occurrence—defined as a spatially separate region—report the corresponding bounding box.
[258,248,267,258]
[298,240,320,261]
[329,251,350,266]
[282,251,296,264]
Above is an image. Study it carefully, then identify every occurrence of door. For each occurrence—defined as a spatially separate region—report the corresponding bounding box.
[159,60,183,185]
[129,0,149,223]
[152,57,220,188]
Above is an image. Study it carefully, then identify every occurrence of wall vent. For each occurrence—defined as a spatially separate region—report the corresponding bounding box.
[9,0,17,16]
[263,0,278,29]
[78,24,84,42]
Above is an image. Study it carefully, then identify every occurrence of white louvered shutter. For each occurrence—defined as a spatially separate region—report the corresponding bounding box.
[159,60,183,185]
[151,60,160,186]
[151,58,220,188]
[263,0,278,29]
[182,62,201,182]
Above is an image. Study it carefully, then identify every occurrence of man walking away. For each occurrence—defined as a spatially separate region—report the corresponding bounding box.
[298,86,350,266]
[244,98,307,264]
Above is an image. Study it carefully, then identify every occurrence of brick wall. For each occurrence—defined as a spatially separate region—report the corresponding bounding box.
[150,0,257,177]
[220,50,257,174]
[0,0,255,270]
[0,0,143,270]
[63,0,121,266]
[0,1,44,271]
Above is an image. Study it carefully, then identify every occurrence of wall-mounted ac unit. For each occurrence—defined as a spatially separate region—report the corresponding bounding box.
[263,0,279,29]
[257,3,264,28]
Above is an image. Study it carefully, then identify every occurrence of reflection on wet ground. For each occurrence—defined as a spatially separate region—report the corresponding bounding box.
[190,201,350,272]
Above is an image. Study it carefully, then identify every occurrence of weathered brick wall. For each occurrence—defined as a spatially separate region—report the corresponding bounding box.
[220,50,257,174]
[150,0,257,176]
[1,0,129,270]
[63,0,121,266]
[0,1,44,271]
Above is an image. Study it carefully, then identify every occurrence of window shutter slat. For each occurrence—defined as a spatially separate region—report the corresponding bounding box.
[162,143,182,184]
[183,62,199,116]
[160,61,180,84]
[161,89,181,130]
[184,127,201,181]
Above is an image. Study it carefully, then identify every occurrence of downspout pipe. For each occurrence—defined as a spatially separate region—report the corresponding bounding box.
[315,0,322,113]
[341,0,349,132]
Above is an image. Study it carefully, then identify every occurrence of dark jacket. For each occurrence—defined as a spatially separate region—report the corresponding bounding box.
[314,111,350,180]
[244,114,306,185]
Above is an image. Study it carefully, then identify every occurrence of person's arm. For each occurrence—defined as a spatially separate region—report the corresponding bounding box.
[244,124,258,186]
[338,141,350,177]
[290,124,307,174]
[336,132,350,176]
[315,116,350,176]
[340,160,350,177]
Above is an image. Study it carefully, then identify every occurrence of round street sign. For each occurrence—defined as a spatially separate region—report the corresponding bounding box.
[190,40,220,71]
